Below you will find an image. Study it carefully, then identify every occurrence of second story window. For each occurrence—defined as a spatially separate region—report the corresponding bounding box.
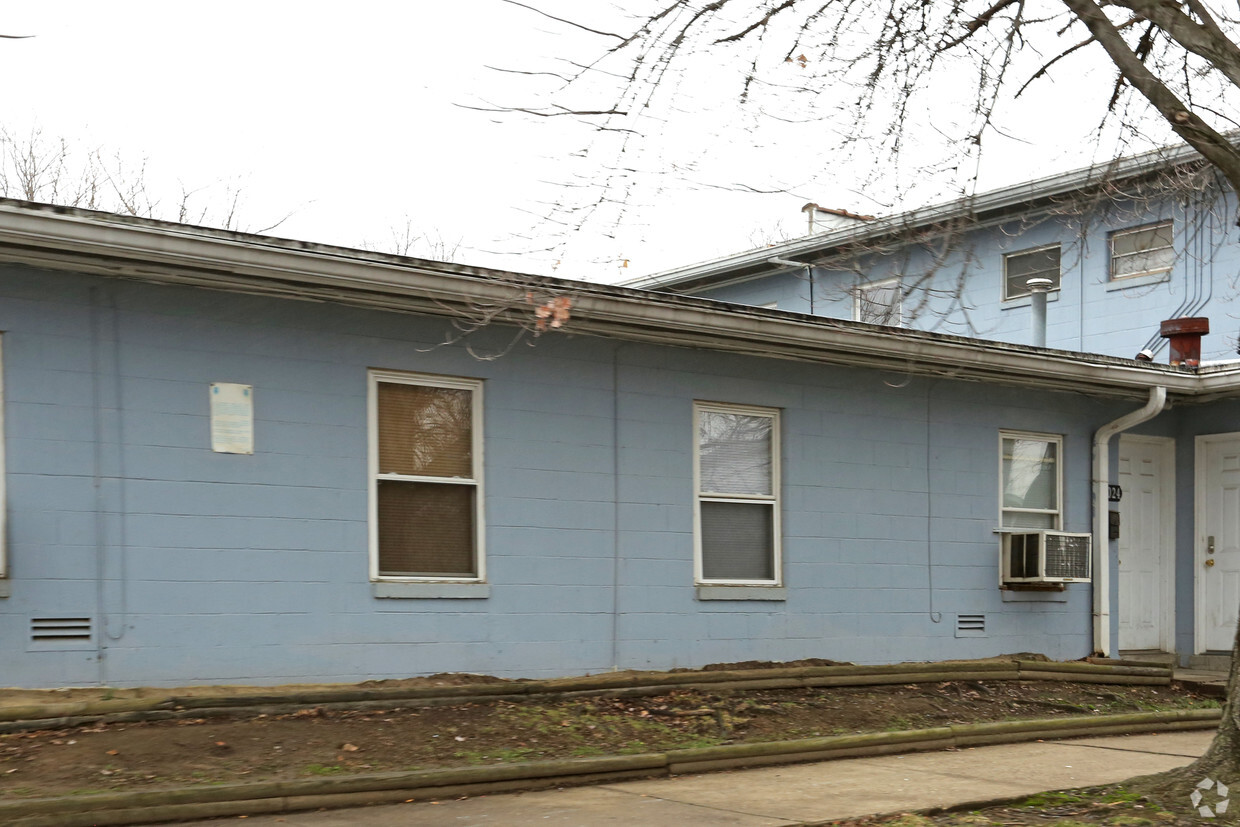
[854,278,903,326]
[1003,245,1061,301]
[1111,221,1174,280]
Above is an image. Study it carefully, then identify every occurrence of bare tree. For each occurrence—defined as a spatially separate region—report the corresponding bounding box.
[360,215,464,261]
[0,127,291,234]
[499,0,1240,806]
[487,2,1240,261]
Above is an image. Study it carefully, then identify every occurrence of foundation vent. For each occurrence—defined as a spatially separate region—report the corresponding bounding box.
[955,614,987,638]
[29,617,93,649]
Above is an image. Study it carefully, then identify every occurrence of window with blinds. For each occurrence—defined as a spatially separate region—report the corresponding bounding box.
[1110,221,1173,280]
[1003,244,1061,301]
[369,371,483,581]
[694,402,780,584]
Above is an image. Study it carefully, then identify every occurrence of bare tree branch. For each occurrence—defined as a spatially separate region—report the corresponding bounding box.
[499,0,625,39]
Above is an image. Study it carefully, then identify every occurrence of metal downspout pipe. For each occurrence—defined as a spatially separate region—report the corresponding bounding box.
[1091,386,1167,657]
[768,258,814,315]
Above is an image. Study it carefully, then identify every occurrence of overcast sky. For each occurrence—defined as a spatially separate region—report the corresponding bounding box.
[0,2,1147,283]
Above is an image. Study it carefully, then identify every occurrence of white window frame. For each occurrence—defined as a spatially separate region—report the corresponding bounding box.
[693,401,781,586]
[1002,244,1061,301]
[999,430,1063,530]
[367,370,485,584]
[853,277,903,326]
[1110,221,1174,281]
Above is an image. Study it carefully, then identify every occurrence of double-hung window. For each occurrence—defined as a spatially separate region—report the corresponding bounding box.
[999,431,1062,529]
[369,371,484,582]
[1003,245,1061,301]
[694,402,780,584]
[854,278,903,326]
[1110,221,1173,280]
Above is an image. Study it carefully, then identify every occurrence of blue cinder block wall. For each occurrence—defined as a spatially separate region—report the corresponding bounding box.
[0,264,1137,687]
[696,191,1240,361]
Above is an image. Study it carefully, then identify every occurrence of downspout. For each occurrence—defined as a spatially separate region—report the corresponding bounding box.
[1091,386,1167,657]
[768,257,814,315]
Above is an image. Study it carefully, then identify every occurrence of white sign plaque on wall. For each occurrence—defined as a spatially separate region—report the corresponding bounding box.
[210,383,254,454]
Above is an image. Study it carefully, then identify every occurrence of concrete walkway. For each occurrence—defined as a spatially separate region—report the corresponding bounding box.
[186,730,1213,826]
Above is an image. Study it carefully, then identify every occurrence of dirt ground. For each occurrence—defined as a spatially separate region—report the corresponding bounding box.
[0,675,1218,802]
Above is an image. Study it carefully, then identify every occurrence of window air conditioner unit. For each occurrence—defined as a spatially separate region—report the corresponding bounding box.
[1000,530,1092,584]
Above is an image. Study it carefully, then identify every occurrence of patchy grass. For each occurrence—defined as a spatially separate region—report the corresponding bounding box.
[0,680,1219,802]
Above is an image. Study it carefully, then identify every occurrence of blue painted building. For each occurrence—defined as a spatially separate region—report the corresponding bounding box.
[0,184,1238,688]
[629,144,1240,363]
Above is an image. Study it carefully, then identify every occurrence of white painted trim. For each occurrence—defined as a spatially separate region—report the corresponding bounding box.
[0,200,1218,402]
[367,369,486,585]
[1117,434,1176,653]
[998,430,1063,531]
[852,277,903,326]
[693,401,781,586]
[1193,432,1240,653]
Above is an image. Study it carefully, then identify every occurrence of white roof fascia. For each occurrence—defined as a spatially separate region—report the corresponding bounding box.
[627,142,1209,291]
[0,199,1224,403]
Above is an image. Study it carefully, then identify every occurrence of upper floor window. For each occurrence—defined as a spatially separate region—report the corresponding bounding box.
[999,431,1062,530]
[854,278,903,326]
[1003,245,1061,301]
[1111,221,1174,280]
[694,402,780,585]
[369,370,484,582]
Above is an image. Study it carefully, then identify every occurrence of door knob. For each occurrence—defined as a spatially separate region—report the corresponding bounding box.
[1206,558,1216,567]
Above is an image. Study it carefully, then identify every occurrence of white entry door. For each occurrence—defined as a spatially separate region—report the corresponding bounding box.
[1196,434,1240,652]
[1118,435,1174,652]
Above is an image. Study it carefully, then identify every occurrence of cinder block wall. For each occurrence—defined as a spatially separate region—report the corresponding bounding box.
[0,264,1127,687]
[696,191,1240,361]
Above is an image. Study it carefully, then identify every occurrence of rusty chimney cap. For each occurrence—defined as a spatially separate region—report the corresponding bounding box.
[1159,317,1210,338]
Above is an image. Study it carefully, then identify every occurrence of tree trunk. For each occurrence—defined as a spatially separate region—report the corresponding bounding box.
[1127,612,1240,810]
[1184,614,1240,779]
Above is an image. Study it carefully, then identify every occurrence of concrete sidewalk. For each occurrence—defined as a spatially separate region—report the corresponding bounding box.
[186,730,1213,826]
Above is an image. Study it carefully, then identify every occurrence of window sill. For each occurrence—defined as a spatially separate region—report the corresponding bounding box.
[372,582,490,599]
[696,585,786,601]
[1001,586,1069,603]
[1000,291,1060,310]
[1105,271,1170,292]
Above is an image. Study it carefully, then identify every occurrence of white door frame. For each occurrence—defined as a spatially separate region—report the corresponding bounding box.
[1117,434,1176,653]
[1194,432,1240,653]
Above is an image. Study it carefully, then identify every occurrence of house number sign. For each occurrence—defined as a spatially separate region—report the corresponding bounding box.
[1107,484,1122,502]
[210,383,254,454]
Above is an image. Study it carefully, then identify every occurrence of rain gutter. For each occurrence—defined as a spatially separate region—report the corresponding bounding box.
[1091,387,1168,657]
[628,142,1208,292]
[0,201,1221,403]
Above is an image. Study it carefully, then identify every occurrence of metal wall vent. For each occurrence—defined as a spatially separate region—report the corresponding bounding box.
[30,617,93,643]
[955,614,986,638]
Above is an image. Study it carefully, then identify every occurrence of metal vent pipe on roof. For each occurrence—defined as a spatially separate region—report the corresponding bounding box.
[1026,277,1053,348]
[1159,316,1209,368]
